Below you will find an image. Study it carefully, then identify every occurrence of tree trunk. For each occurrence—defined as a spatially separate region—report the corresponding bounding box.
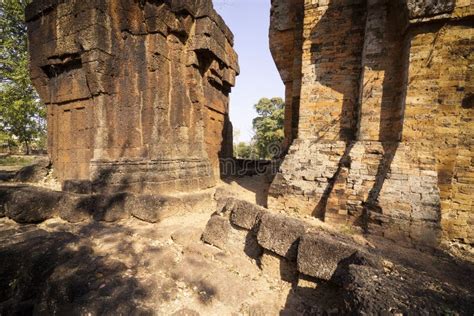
[24,140,30,155]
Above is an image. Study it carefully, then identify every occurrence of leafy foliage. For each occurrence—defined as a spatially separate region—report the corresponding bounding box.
[252,97,284,159]
[0,0,45,154]
[233,141,256,159]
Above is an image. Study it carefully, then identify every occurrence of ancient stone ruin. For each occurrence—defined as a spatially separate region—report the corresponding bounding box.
[0,0,472,314]
[25,0,473,250]
[269,0,473,250]
[26,0,238,194]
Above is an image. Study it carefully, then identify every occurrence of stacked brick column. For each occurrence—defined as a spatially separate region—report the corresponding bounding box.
[269,0,473,249]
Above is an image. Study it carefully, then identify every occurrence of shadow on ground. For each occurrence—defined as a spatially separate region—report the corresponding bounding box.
[278,242,474,315]
[221,174,273,207]
[0,222,152,315]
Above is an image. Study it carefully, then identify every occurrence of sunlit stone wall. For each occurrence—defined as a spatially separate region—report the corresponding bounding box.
[269,0,473,249]
[26,0,238,194]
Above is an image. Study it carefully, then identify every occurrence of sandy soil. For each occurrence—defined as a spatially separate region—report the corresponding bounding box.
[0,206,310,315]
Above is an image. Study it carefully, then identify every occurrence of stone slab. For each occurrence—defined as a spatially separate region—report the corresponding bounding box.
[257,213,308,260]
[201,215,231,250]
[4,187,63,223]
[297,232,360,281]
[223,198,267,230]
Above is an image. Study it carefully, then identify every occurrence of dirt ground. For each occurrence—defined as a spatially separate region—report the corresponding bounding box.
[1,159,473,315]
[0,204,317,315]
[0,159,301,314]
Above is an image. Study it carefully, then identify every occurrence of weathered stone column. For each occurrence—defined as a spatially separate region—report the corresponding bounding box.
[26,0,238,194]
[401,0,473,245]
[269,0,367,216]
[270,0,304,152]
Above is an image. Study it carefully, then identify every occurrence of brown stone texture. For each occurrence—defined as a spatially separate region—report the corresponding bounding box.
[26,0,238,194]
[297,232,361,281]
[200,197,474,314]
[406,0,455,19]
[201,215,231,250]
[257,212,308,260]
[270,0,304,151]
[225,197,268,230]
[268,0,473,249]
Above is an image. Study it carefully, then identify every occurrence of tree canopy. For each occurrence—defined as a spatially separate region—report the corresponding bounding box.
[233,141,256,159]
[252,97,284,159]
[232,97,285,160]
[0,0,45,154]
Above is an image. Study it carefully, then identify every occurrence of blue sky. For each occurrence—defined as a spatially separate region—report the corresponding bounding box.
[214,0,285,143]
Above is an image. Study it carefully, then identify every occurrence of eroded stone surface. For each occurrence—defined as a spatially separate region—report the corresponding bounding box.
[127,195,182,223]
[257,213,308,260]
[13,158,51,183]
[227,198,267,230]
[333,252,474,315]
[5,187,63,223]
[406,0,455,19]
[201,197,474,314]
[297,232,361,280]
[0,185,213,224]
[268,0,474,252]
[26,0,238,194]
[201,215,231,250]
[0,212,304,315]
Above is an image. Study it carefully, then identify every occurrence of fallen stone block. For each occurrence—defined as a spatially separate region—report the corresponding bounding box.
[59,192,133,223]
[5,186,63,223]
[128,194,182,223]
[257,213,308,260]
[201,215,231,250]
[333,252,474,315]
[57,194,93,223]
[13,158,51,183]
[215,195,238,215]
[297,232,360,280]
[2,184,212,224]
[227,198,267,230]
[202,208,263,258]
[0,186,15,217]
[89,193,131,222]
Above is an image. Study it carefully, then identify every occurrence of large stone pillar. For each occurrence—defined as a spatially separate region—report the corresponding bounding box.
[26,0,238,194]
[269,0,367,216]
[270,0,304,152]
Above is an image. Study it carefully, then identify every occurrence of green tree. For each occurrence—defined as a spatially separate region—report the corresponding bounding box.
[252,97,284,159]
[0,0,45,154]
[0,130,16,152]
[233,141,255,159]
